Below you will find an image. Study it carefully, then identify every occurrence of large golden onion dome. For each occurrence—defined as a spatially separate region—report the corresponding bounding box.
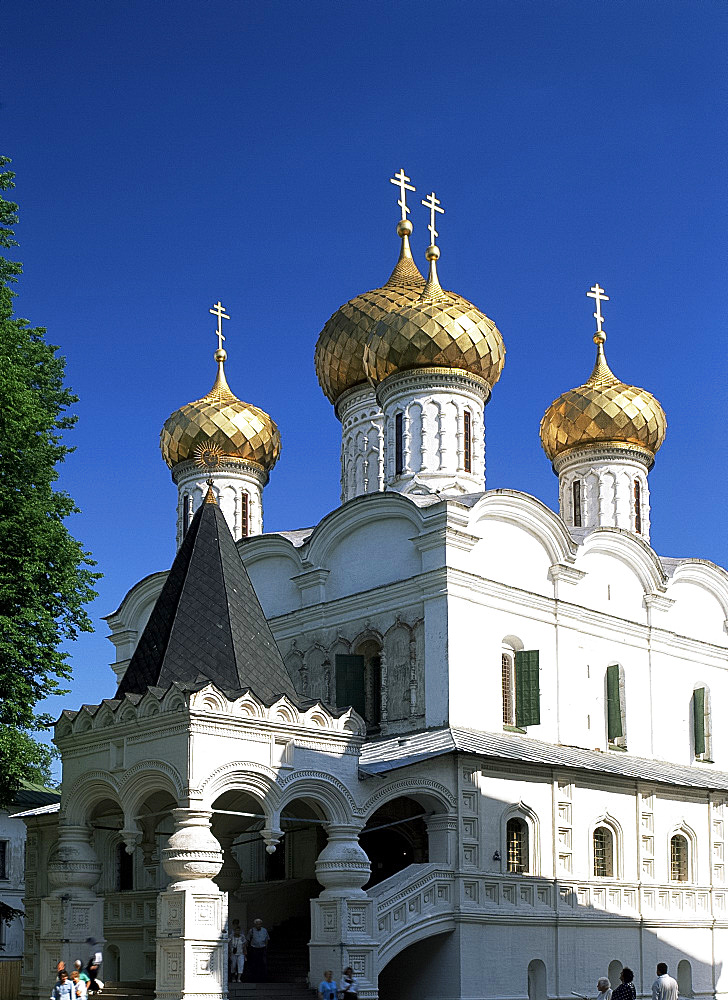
[160,349,281,472]
[540,333,666,465]
[314,220,425,404]
[363,245,506,390]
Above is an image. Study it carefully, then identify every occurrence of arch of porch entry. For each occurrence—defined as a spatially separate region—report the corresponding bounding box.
[278,770,360,826]
[119,760,184,829]
[361,776,456,821]
[199,760,282,823]
[63,770,123,826]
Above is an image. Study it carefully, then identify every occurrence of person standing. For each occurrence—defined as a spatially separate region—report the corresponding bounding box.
[50,969,75,1000]
[229,919,246,982]
[71,971,88,999]
[612,968,636,1000]
[597,978,613,1000]
[652,964,679,1000]
[246,918,270,982]
[341,966,359,997]
[317,970,338,1000]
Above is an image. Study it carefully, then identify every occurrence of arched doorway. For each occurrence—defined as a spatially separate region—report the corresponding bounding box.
[361,796,429,887]
[528,959,547,1000]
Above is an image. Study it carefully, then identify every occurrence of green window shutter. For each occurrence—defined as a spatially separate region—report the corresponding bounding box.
[693,687,706,756]
[606,664,622,741]
[335,654,366,719]
[515,650,540,728]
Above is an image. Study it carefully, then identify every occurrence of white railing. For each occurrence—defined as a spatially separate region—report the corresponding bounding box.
[371,864,456,967]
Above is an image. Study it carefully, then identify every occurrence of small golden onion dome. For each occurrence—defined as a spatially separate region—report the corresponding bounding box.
[160,350,281,472]
[314,221,425,404]
[362,244,506,389]
[539,335,667,464]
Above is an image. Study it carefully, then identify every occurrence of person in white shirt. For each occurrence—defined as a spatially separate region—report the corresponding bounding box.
[229,919,246,982]
[246,918,270,982]
[652,964,679,1000]
[597,978,613,1000]
[341,966,359,997]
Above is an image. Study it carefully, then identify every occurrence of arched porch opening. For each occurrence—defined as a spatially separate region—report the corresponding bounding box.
[361,796,429,888]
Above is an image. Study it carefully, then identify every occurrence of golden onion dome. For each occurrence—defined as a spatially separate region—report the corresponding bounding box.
[314,220,425,404]
[160,349,281,472]
[363,245,506,390]
[540,333,667,465]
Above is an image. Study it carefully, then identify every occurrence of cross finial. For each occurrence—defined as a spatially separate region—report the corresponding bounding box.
[209,300,230,352]
[421,191,445,247]
[390,168,416,221]
[586,283,609,336]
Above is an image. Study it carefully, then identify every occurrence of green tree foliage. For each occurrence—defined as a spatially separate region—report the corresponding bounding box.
[0,157,99,808]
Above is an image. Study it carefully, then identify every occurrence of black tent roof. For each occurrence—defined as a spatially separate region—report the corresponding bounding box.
[116,494,297,703]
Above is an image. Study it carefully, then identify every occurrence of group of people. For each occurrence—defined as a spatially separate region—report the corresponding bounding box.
[228,917,271,982]
[317,967,359,998]
[596,963,681,1000]
[50,945,104,1000]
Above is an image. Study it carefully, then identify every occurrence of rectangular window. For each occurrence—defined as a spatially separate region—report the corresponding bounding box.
[0,840,8,880]
[593,827,613,877]
[506,819,527,873]
[241,492,249,538]
[515,650,540,728]
[335,654,366,719]
[634,480,642,534]
[606,664,623,741]
[671,836,688,881]
[395,413,404,475]
[572,480,582,527]
[464,411,472,473]
[693,687,706,757]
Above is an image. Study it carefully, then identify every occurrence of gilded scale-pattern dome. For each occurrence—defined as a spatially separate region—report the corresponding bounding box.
[160,350,281,472]
[540,337,666,464]
[363,247,506,390]
[314,221,425,404]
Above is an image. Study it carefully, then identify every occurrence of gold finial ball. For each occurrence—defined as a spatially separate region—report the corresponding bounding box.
[214,348,227,362]
[593,332,606,345]
[425,244,440,261]
[396,219,413,237]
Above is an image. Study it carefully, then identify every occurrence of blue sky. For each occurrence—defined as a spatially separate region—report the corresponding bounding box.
[2,0,726,723]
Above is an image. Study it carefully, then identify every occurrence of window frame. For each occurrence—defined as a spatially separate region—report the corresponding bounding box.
[0,839,8,881]
[572,479,582,527]
[463,410,472,473]
[501,803,540,876]
[593,825,614,878]
[669,832,691,883]
[395,412,404,476]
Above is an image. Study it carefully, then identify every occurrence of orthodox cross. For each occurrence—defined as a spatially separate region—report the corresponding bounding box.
[586,283,609,334]
[390,168,416,221]
[209,300,230,351]
[421,191,444,246]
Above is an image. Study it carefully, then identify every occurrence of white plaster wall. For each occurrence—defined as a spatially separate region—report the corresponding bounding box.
[338,385,385,502]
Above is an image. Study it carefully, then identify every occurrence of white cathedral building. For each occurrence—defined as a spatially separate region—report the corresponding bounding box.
[19,177,728,1000]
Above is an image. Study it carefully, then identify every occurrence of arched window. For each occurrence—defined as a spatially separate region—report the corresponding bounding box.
[395,412,404,475]
[670,834,689,882]
[633,479,642,534]
[502,650,515,726]
[593,826,614,877]
[506,817,529,873]
[677,960,693,998]
[572,480,582,527]
[692,686,712,760]
[116,842,133,891]
[240,492,249,538]
[528,960,547,1000]
[463,410,472,473]
[182,493,193,536]
[605,664,627,748]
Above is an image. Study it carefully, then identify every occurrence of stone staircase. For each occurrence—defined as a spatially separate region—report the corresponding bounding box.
[100,983,155,999]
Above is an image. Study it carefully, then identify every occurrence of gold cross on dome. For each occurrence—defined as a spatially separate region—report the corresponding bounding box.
[586,283,609,334]
[421,190,444,246]
[390,168,416,221]
[209,300,230,351]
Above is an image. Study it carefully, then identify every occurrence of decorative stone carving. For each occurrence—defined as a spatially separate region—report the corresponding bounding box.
[315,824,370,898]
[47,826,102,897]
[161,809,223,887]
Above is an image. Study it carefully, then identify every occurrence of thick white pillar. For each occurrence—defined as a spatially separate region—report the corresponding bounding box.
[310,824,378,998]
[377,368,487,496]
[555,445,652,541]
[156,808,226,1000]
[173,459,267,546]
[337,384,385,502]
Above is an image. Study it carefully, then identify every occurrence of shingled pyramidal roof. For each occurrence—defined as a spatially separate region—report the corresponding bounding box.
[116,492,297,702]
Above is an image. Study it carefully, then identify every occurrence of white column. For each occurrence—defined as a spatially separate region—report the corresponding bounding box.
[555,445,653,541]
[40,824,104,984]
[156,808,226,1000]
[336,384,385,503]
[310,824,378,998]
[377,368,488,496]
[173,459,267,545]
